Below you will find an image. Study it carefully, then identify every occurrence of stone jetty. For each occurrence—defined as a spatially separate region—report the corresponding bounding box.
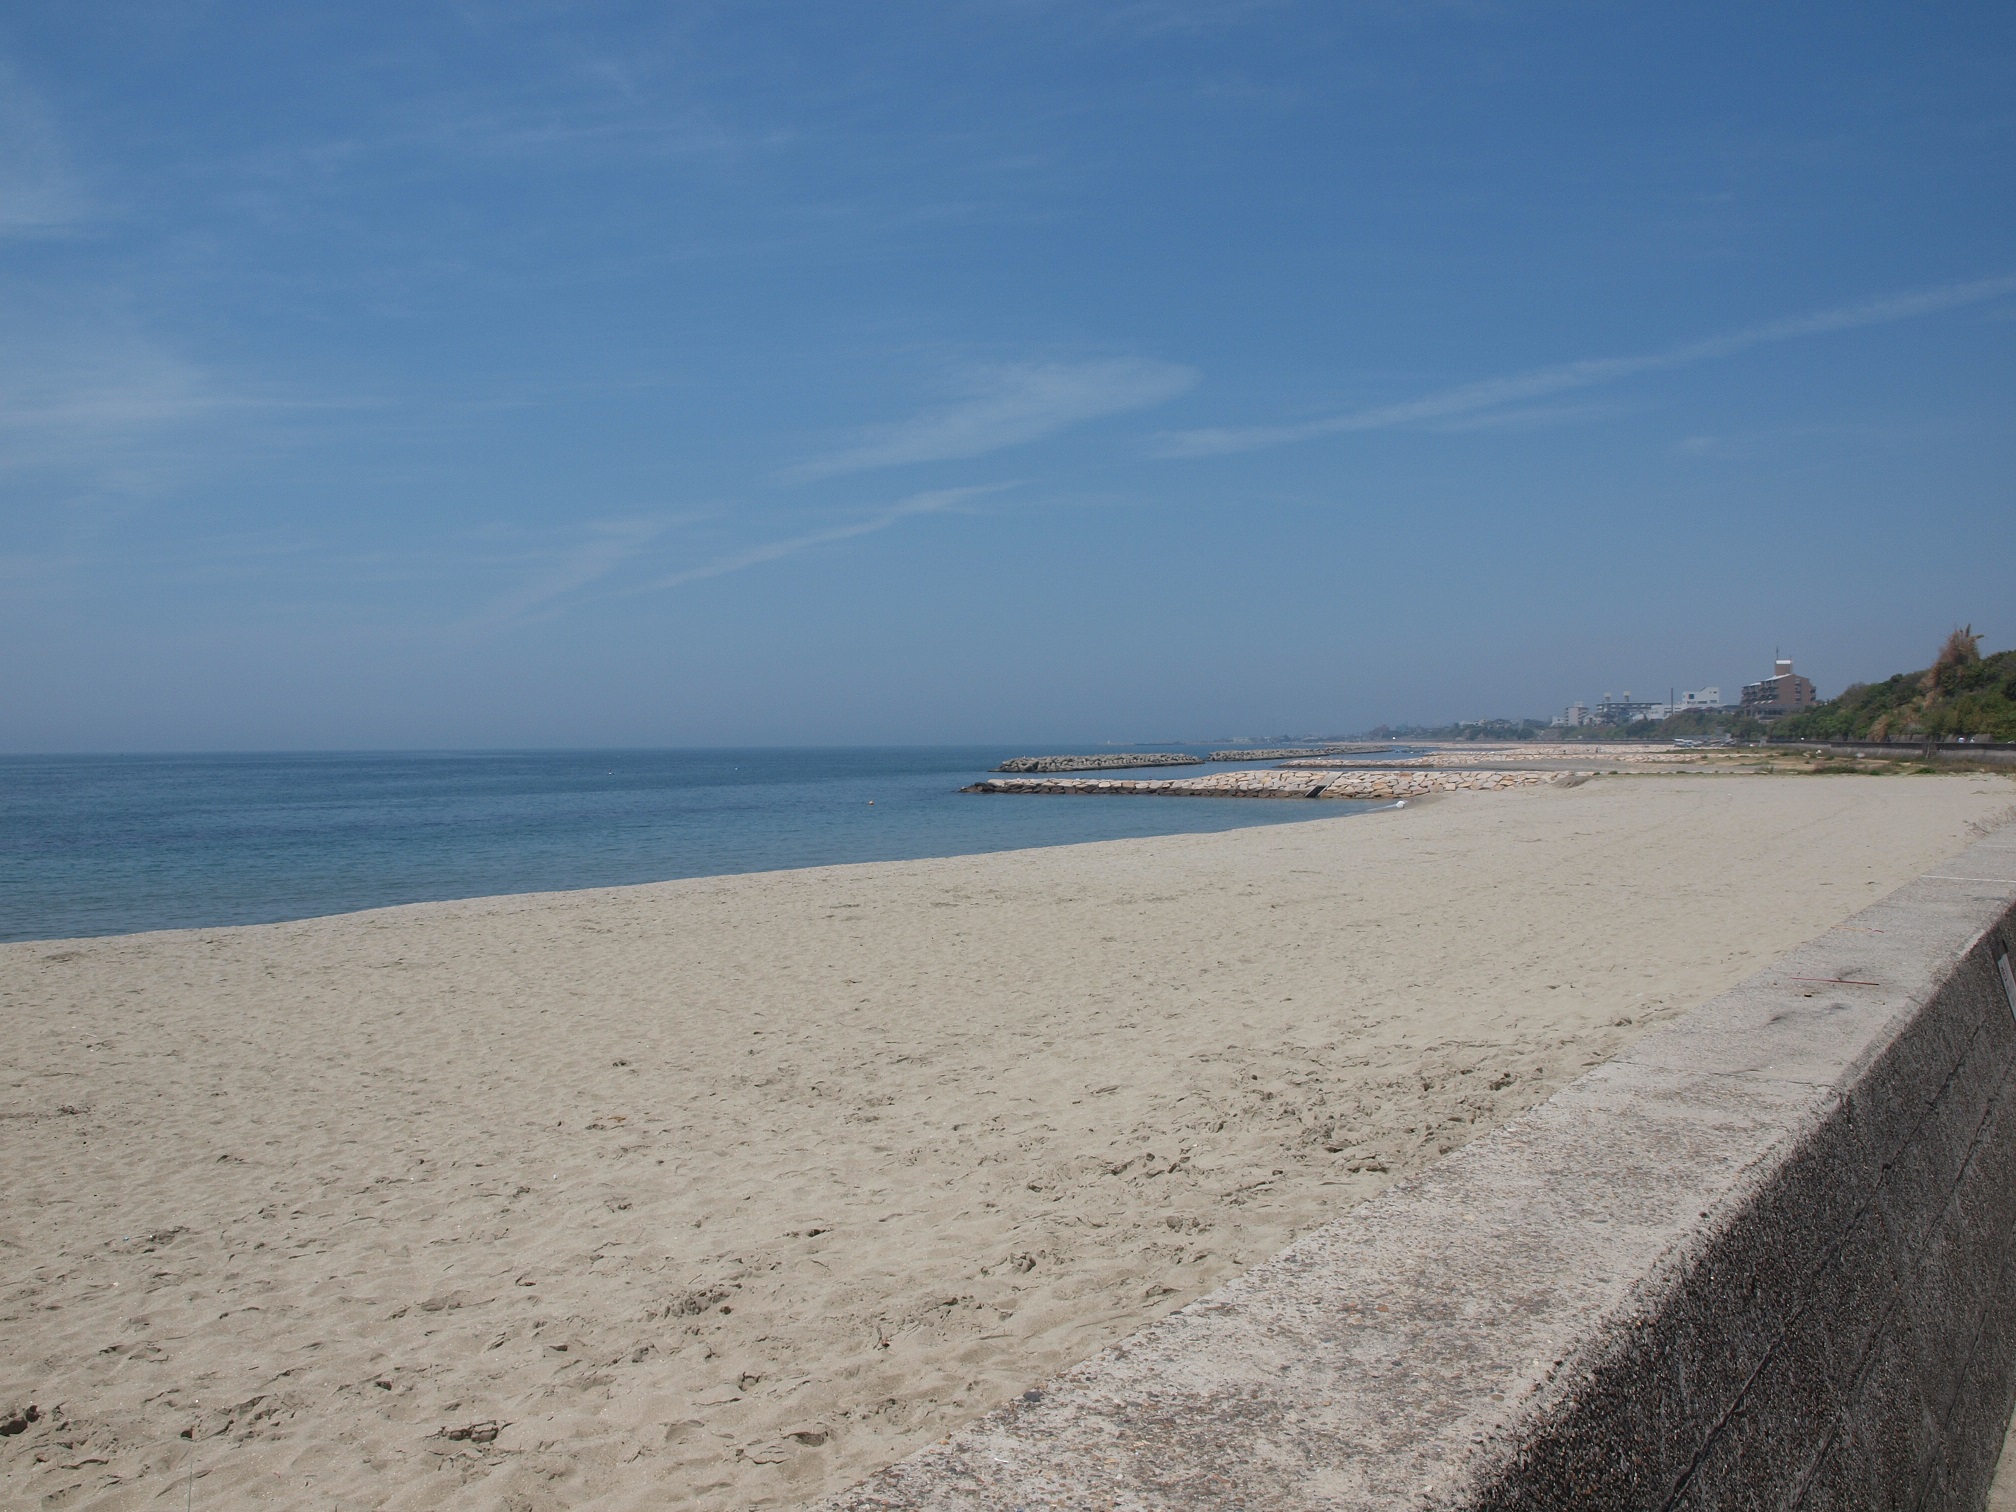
[1316,768,1593,798]
[991,753,1204,773]
[1204,745,1384,761]
[964,769,1591,799]
[1287,743,1694,769]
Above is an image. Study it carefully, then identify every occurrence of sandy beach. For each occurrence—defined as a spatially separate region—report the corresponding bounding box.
[4,772,2012,1511]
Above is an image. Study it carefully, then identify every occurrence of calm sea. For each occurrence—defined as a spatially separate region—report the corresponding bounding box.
[0,748,1384,943]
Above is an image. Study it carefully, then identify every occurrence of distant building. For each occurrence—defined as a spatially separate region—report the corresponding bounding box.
[1593,692,1660,724]
[1740,658,1817,718]
[1633,688,1724,721]
[1553,684,1725,727]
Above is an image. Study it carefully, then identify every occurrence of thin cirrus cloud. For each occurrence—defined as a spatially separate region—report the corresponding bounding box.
[0,338,221,437]
[639,485,1008,593]
[0,322,241,497]
[1154,272,2016,458]
[0,66,88,238]
[782,358,1198,483]
[461,516,679,633]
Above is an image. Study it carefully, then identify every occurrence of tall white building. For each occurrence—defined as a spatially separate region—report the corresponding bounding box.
[1555,685,1724,725]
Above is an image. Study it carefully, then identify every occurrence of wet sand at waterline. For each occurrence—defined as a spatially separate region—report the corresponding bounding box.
[4,773,2011,1511]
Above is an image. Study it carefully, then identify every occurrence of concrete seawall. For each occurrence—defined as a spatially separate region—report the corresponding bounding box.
[822,824,2016,1511]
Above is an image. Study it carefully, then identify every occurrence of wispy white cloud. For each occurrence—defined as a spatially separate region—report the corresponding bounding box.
[0,63,90,239]
[1416,399,1634,434]
[266,100,760,181]
[0,315,244,505]
[784,359,1197,482]
[1670,416,1953,463]
[0,338,220,438]
[1155,272,2016,458]
[0,308,372,502]
[461,516,678,632]
[641,485,1004,591]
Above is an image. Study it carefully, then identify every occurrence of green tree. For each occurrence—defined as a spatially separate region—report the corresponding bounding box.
[1775,629,2016,743]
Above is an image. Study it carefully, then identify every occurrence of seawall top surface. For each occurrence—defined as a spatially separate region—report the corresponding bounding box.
[823,826,2016,1511]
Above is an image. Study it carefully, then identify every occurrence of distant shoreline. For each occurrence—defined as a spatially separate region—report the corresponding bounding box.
[0,747,1356,944]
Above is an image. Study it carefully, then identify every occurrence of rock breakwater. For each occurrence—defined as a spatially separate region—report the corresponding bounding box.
[1203,746,1384,761]
[1317,769,1593,798]
[992,753,1204,774]
[964,769,1592,799]
[1288,743,1694,769]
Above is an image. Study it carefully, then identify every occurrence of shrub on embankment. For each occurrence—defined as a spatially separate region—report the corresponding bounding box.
[1776,627,2016,742]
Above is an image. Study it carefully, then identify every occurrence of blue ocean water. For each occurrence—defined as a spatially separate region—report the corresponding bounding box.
[0,748,1385,943]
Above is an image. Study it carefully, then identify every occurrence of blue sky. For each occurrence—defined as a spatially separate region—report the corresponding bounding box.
[3,2,2011,749]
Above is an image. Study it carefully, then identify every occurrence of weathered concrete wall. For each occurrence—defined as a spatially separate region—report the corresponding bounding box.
[821,827,2016,1511]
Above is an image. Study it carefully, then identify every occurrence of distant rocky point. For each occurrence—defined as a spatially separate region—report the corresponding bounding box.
[992,753,1205,774]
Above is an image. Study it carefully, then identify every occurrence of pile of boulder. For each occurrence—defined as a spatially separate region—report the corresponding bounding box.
[992,753,1203,773]
[964,769,1592,799]
[1289,744,1694,769]
[1314,769,1591,798]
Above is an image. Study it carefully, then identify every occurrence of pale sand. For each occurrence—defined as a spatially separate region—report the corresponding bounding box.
[1992,1420,2016,1510]
[4,774,2012,1511]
